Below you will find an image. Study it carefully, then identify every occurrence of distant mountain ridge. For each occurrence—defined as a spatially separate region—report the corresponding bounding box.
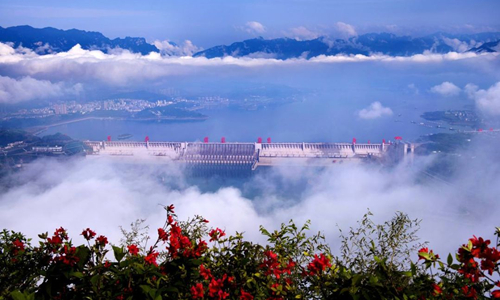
[1,25,499,58]
[194,32,500,59]
[0,25,159,55]
[469,40,500,53]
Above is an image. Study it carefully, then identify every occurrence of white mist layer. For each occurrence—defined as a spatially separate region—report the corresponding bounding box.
[1,141,499,259]
[0,42,497,87]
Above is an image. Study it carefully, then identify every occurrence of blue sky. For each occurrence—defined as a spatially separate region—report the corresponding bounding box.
[0,0,499,47]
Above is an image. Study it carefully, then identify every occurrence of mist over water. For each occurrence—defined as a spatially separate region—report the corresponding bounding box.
[1,133,500,259]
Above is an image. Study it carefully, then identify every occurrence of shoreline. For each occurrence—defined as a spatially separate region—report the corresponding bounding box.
[27,116,208,136]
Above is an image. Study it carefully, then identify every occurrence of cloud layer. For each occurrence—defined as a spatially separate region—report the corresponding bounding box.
[358,101,393,119]
[0,75,82,104]
[334,22,357,38]
[153,40,202,57]
[245,21,266,35]
[0,42,495,88]
[430,81,462,97]
[466,82,500,116]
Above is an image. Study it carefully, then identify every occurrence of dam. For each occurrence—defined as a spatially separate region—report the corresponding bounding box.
[83,137,414,170]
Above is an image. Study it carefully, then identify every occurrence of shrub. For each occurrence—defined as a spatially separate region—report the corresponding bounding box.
[1,206,499,299]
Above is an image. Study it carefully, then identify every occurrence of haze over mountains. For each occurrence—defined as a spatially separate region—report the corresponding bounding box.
[1,25,500,59]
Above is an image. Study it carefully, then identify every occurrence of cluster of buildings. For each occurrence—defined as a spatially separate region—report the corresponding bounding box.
[445,110,479,123]
[8,96,233,119]
[8,99,175,118]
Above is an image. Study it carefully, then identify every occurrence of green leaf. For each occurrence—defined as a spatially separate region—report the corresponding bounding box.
[76,245,90,268]
[70,271,84,278]
[447,253,453,265]
[369,276,379,286]
[113,245,126,262]
[141,285,152,295]
[10,291,26,300]
[148,288,157,299]
[260,227,270,237]
[164,287,179,293]
[90,275,100,287]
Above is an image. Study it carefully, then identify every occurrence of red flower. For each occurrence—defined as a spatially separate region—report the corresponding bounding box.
[462,286,477,299]
[259,251,282,278]
[418,247,429,260]
[191,283,204,299]
[96,235,108,246]
[104,260,111,268]
[208,277,229,299]
[167,204,175,212]
[13,239,25,250]
[306,253,332,275]
[240,289,253,300]
[12,239,25,255]
[470,236,490,258]
[208,278,223,297]
[432,283,442,296]
[47,235,63,246]
[158,228,168,241]
[127,244,139,256]
[168,223,194,258]
[145,251,159,266]
[492,290,500,298]
[194,240,208,257]
[54,227,68,240]
[81,228,96,240]
[200,264,212,280]
[418,247,439,261]
[209,228,226,242]
[54,245,79,266]
[481,258,496,275]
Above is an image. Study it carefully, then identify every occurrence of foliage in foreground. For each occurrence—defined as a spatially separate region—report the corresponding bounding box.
[1,206,500,300]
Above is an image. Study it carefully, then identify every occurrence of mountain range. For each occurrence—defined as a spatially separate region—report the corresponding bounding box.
[1,25,500,59]
[0,25,158,55]
[193,32,500,59]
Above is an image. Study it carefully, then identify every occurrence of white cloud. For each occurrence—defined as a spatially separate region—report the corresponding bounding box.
[153,40,202,57]
[430,81,461,97]
[0,75,82,104]
[466,82,500,116]
[245,21,266,35]
[0,42,496,86]
[0,42,16,56]
[442,37,478,53]
[357,101,393,119]
[287,26,320,40]
[334,22,357,38]
[464,83,479,99]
